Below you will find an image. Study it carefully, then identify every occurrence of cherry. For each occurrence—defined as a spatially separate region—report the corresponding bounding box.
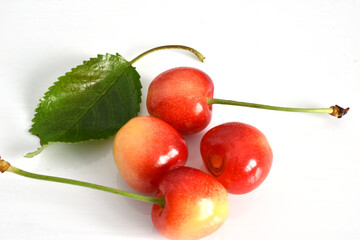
[146,67,349,135]
[152,166,229,240]
[113,116,188,193]
[1,158,228,240]
[147,67,214,134]
[200,122,273,194]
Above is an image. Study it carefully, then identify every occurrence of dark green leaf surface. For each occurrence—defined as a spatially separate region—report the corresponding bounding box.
[29,54,141,148]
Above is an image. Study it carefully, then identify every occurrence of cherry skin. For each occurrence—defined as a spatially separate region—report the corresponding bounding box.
[113,116,188,193]
[146,67,214,135]
[152,166,229,240]
[200,122,273,194]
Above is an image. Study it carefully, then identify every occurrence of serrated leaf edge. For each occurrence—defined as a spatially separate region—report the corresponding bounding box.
[28,54,142,154]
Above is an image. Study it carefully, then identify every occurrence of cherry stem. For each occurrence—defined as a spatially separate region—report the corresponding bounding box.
[0,158,165,208]
[207,98,349,118]
[130,45,205,64]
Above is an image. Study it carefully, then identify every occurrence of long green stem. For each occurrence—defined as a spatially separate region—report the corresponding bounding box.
[130,45,205,64]
[207,98,349,118]
[0,158,165,208]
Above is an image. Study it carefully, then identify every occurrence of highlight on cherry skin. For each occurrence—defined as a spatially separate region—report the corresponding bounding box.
[146,67,349,135]
[113,116,188,193]
[0,158,228,240]
[152,166,229,240]
[200,122,273,194]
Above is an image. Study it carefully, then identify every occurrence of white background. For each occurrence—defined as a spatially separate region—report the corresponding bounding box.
[1,0,359,239]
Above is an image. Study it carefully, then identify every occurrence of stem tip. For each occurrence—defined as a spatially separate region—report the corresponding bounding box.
[0,156,11,173]
[330,105,350,118]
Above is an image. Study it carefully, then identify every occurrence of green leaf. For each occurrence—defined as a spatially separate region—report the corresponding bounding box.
[27,53,142,156]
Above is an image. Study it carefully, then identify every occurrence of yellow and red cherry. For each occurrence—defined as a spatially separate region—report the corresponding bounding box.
[113,116,188,193]
[152,166,229,240]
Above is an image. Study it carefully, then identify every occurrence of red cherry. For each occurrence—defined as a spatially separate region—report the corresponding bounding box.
[152,166,229,240]
[147,67,214,135]
[113,116,188,193]
[146,66,347,136]
[200,122,273,194]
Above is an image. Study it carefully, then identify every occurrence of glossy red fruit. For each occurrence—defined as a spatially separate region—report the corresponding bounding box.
[200,122,273,194]
[146,67,214,135]
[152,166,229,240]
[113,116,188,193]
